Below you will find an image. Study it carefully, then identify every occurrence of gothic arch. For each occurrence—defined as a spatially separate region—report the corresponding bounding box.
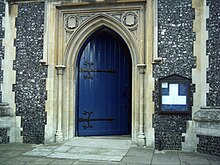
[61,14,140,141]
[64,13,139,67]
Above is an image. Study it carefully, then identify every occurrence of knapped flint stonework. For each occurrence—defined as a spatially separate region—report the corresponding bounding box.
[153,0,195,150]
[0,0,12,140]
[197,135,220,157]
[193,0,220,156]
[0,0,5,102]
[0,103,12,144]
[206,0,220,106]
[0,128,9,144]
[14,2,47,144]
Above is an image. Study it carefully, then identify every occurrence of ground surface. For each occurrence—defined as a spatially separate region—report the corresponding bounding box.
[0,137,220,165]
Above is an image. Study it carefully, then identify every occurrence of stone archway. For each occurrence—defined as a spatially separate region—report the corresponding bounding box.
[62,14,140,142]
[44,1,153,146]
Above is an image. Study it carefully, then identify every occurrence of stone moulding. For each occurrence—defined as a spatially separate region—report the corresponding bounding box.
[193,107,220,122]
[63,11,140,43]
[58,1,145,44]
[122,11,139,30]
[64,14,80,32]
[193,107,220,137]
[193,107,220,156]
[48,0,147,144]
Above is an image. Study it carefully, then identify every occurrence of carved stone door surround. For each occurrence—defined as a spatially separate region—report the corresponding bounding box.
[44,0,154,146]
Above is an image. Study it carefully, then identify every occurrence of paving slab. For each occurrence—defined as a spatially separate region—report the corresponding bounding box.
[35,145,58,150]
[0,150,25,158]
[0,158,9,163]
[0,143,33,151]
[53,145,73,152]
[74,160,122,165]
[29,147,56,152]
[204,154,220,165]
[151,150,180,165]
[121,146,154,165]
[23,137,131,162]
[68,146,127,156]
[22,150,52,157]
[48,152,123,161]
[178,151,213,165]
[0,160,26,165]
[64,137,131,150]
[50,159,77,165]
[121,156,151,165]
[6,155,39,164]
[1,138,220,165]
[126,147,154,157]
[26,157,55,165]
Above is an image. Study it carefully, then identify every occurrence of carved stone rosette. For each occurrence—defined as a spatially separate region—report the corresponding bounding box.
[64,14,80,32]
[122,11,138,30]
[63,10,139,42]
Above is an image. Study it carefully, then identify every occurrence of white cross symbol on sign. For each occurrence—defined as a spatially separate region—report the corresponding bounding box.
[162,84,186,105]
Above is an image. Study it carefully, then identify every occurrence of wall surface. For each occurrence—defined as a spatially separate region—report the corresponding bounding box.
[194,107,220,157]
[0,0,219,156]
[14,2,47,144]
[206,0,220,106]
[0,128,9,143]
[197,135,220,156]
[0,0,7,143]
[153,0,196,150]
[0,0,5,102]
[195,0,220,157]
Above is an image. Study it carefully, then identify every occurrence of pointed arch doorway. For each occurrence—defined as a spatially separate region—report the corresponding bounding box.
[76,27,132,136]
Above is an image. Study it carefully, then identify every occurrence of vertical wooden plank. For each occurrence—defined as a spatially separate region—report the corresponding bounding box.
[77,28,132,136]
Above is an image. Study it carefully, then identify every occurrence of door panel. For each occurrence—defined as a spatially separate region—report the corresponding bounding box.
[77,28,131,136]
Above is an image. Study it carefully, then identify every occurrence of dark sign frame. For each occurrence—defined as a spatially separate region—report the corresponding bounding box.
[159,74,191,114]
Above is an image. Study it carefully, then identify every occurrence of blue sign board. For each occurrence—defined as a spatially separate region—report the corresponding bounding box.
[159,74,191,113]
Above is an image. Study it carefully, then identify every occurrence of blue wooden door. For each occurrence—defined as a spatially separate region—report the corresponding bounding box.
[77,28,131,136]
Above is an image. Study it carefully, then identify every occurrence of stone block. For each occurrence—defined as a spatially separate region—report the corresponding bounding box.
[194,107,220,122]
[193,107,220,156]
[0,103,13,116]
